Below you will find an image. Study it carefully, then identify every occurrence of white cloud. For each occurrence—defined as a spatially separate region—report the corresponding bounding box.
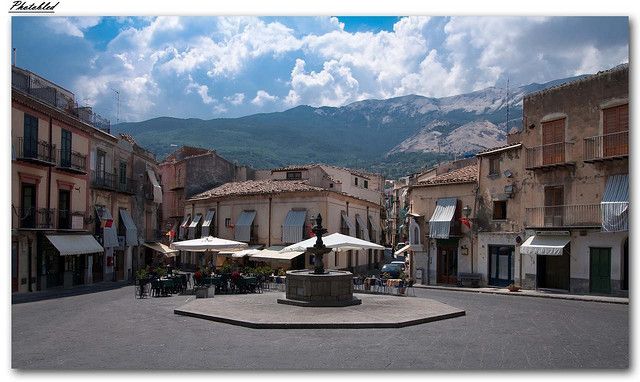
[285,58,361,107]
[251,90,278,106]
[224,93,245,106]
[47,17,101,38]
[186,76,215,105]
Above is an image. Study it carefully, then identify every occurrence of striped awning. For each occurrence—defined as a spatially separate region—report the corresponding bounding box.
[46,234,104,256]
[201,210,215,237]
[119,209,139,246]
[520,234,570,256]
[235,211,256,242]
[355,214,370,241]
[179,214,191,240]
[282,210,307,244]
[429,198,457,239]
[147,169,162,204]
[341,212,355,237]
[188,214,203,239]
[601,174,629,232]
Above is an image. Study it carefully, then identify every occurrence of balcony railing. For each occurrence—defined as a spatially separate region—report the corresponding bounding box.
[12,67,111,134]
[91,170,116,190]
[58,150,87,173]
[116,177,137,195]
[57,210,85,230]
[525,142,574,170]
[16,137,57,165]
[143,182,155,200]
[524,204,601,228]
[17,207,56,229]
[584,131,629,162]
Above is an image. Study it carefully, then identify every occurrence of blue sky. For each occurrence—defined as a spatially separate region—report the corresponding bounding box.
[11,16,628,123]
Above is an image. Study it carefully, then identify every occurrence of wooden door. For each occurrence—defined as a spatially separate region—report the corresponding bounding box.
[437,245,458,284]
[603,104,628,157]
[542,118,565,165]
[590,247,611,294]
[21,183,36,228]
[544,186,564,226]
[536,245,570,290]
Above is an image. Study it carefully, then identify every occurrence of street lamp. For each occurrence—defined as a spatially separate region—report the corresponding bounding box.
[462,205,472,218]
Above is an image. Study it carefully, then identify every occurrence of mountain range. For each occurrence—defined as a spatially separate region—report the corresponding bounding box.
[113,74,587,178]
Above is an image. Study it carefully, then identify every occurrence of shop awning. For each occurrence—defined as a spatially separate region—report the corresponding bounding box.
[95,206,119,248]
[188,213,203,239]
[234,211,256,242]
[520,234,570,256]
[355,214,370,241]
[143,242,178,257]
[147,169,162,204]
[369,216,378,243]
[429,198,457,239]
[218,245,262,257]
[341,212,355,237]
[601,174,629,232]
[179,214,191,240]
[282,210,307,244]
[250,249,304,261]
[394,244,411,256]
[201,210,215,237]
[46,234,103,256]
[119,209,139,246]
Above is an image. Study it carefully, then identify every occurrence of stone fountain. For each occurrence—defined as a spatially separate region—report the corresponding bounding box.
[277,214,361,307]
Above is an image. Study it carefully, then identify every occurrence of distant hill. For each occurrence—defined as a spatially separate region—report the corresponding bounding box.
[113,74,588,178]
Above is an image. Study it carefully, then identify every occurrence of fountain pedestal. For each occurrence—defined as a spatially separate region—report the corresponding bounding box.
[277,270,362,307]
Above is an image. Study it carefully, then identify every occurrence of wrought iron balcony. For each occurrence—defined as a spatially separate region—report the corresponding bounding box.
[58,150,87,173]
[524,204,601,228]
[91,170,116,190]
[16,137,57,165]
[525,142,575,170]
[17,207,56,229]
[116,177,137,195]
[583,131,629,163]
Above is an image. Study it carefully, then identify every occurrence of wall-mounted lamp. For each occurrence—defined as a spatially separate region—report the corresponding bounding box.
[462,205,472,218]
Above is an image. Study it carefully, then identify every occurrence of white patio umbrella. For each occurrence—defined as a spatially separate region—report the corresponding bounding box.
[170,236,248,268]
[280,232,384,252]
[169,236,248,252]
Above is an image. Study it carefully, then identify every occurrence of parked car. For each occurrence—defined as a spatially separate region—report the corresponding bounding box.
[380,262,405,279]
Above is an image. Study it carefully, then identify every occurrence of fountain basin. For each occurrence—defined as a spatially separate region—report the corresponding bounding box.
[277,270,362,307]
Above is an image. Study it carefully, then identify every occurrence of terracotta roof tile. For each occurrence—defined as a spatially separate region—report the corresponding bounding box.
[190,179,325,200]
[416,164,477,186]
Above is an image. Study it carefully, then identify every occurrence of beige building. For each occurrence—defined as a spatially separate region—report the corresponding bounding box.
[475,142,524,287]
[11,66,102,292]
[519,64,628,295]
[406,163,477,285]
[180,174,384,274]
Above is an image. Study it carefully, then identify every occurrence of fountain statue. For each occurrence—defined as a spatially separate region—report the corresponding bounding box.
[277,214,361,307]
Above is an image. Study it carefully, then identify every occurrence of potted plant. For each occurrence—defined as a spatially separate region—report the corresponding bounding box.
[398,271,409,294]
[507,283,521,292]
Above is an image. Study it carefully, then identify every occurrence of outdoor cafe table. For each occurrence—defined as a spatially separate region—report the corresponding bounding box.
[158,277,175,296]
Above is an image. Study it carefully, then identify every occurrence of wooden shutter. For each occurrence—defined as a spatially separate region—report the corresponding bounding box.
[603,104,628,157]
[542,118,565,165]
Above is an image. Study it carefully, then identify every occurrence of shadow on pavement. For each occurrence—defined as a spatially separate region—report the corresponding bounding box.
[12,281,131,305]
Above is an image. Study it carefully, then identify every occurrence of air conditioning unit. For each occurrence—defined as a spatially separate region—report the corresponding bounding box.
[504,184,515,197]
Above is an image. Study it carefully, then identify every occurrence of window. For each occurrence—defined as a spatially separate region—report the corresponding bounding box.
[354,177,358,186]
[286,171,302,180]
[60,129,72,167]
[364,180,368,189]
[489,157,500,176]
[119,162,127,185]
[542,118,566,165]
[492,201,507,220]
[225,218,231,227]
[329,183,333,188]
[96,149,106,177]
[58,189,71,229]
[603,104,628,157]
[23,113,38,158]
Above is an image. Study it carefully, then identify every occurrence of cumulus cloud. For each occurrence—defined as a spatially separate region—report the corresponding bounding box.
[224,93,245,106]
[285,58,361,107]
[31,15,627,121]
[46,17,101,38]
[251,90,278,106]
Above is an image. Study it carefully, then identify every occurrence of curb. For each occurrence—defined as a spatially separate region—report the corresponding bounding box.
[413,284,629,305]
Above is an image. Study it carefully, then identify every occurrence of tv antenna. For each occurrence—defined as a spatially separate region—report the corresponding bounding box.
[112,88,120,125]
[505,76,509,131]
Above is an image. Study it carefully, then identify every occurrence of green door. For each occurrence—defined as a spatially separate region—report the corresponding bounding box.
[590,247,611,294]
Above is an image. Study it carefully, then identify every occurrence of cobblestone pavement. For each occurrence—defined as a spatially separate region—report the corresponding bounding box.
[11,286,628,370]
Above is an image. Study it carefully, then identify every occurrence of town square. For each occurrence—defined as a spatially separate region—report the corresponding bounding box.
[5,3,633,375]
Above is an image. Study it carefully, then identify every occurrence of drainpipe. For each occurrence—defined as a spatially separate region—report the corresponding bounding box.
[215,201,220,237]
[268,197,272,247]
[47,117,52,218]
